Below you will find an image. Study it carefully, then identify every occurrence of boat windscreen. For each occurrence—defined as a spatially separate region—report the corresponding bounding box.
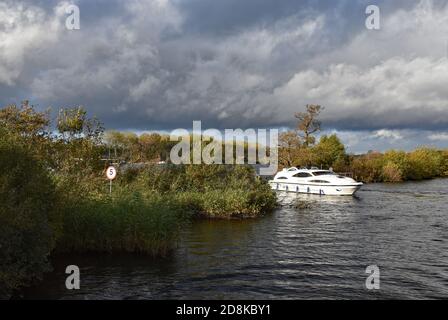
[312,171,334,176]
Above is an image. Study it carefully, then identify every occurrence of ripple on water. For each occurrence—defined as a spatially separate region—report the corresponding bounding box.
[21,179,448,299]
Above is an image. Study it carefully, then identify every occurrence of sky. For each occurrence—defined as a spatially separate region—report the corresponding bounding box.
[1,0,448,153]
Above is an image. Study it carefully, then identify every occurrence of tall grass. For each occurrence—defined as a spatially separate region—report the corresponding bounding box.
[55,165,276,255]
[124,164,277,219]
[175,188,276,219]
[57,191,190,256]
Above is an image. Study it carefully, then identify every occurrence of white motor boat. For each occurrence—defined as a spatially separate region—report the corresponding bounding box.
[269,167,363,196]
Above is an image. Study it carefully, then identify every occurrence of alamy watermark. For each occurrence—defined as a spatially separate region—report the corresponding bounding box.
[169,121,278,176]
[65,4,80,30]
[65,265,80,290]
[365,5,381,30]
[64,4,380,31]
[365,265,380,290]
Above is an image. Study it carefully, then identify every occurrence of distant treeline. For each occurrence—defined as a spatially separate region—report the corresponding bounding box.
[104,131,174,163]
[105,105,448,183]
[103,130,269,165]
[278,105,448,183]
[279,133,448,183]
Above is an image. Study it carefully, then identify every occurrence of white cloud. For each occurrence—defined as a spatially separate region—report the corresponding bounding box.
[0,1,64,85]
[428,132,448,141]
[265,57,448,129]
[371,129,403,140]
[322,0,448,67]
[130,76,161,102]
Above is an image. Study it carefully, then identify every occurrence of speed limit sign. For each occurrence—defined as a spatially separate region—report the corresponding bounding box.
[106,166,117,194]
[106,166,117,180]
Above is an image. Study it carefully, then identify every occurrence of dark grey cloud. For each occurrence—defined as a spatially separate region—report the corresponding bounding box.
[176,0,328,36]
[0,0,448,151]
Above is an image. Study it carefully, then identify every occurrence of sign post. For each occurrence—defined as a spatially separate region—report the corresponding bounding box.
[106,166,117,194]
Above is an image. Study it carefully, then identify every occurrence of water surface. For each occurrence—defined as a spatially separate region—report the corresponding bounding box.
[23,179,448,299]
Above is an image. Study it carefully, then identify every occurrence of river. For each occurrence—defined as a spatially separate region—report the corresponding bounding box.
[22,179,448,299]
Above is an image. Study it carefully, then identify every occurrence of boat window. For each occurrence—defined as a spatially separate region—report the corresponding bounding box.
[309,180,330,184]
[312,171,334,176]
[276,177,288,180]
[293,172,312,178]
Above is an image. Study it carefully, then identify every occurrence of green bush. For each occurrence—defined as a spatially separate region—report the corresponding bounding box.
[351,152,384,183]
[382,161,403,182]
[380,150,410,182]
[348,148,447,183]
[407,148,444,180]
[443,150,448,176]
[0,132,60,299]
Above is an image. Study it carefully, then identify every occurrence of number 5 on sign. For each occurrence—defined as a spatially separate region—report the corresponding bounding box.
[107,166,117,180]
[106,166,117,193]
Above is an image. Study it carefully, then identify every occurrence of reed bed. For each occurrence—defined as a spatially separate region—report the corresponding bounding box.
[57,192,189,256]
[55,165,276,255]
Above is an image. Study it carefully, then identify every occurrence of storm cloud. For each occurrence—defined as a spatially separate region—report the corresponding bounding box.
[1,0,448,151]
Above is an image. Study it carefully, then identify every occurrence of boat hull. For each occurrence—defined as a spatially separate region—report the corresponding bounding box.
[269,181,362,196]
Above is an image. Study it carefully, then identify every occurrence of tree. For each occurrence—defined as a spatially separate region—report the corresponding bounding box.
[55,107,104,176]
[104,131,170,163]
[0,101,51,163]
[0,128,60,298]
[278,130,302,167]
[139,133,162,161]
[313,134,347,169]
[57,107,103,143]
[295,147,316,168]
[0,100,49,138]
[295,104,322,147]
[104,130,125,159]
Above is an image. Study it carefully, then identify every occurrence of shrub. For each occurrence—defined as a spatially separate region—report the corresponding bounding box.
[442,150,448,176]
[380,150,410,182]
[407,148,444,180]
[347,148,447,183]
[351,152,384,183]
[0,132,60,299]
[382,161,403,182]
